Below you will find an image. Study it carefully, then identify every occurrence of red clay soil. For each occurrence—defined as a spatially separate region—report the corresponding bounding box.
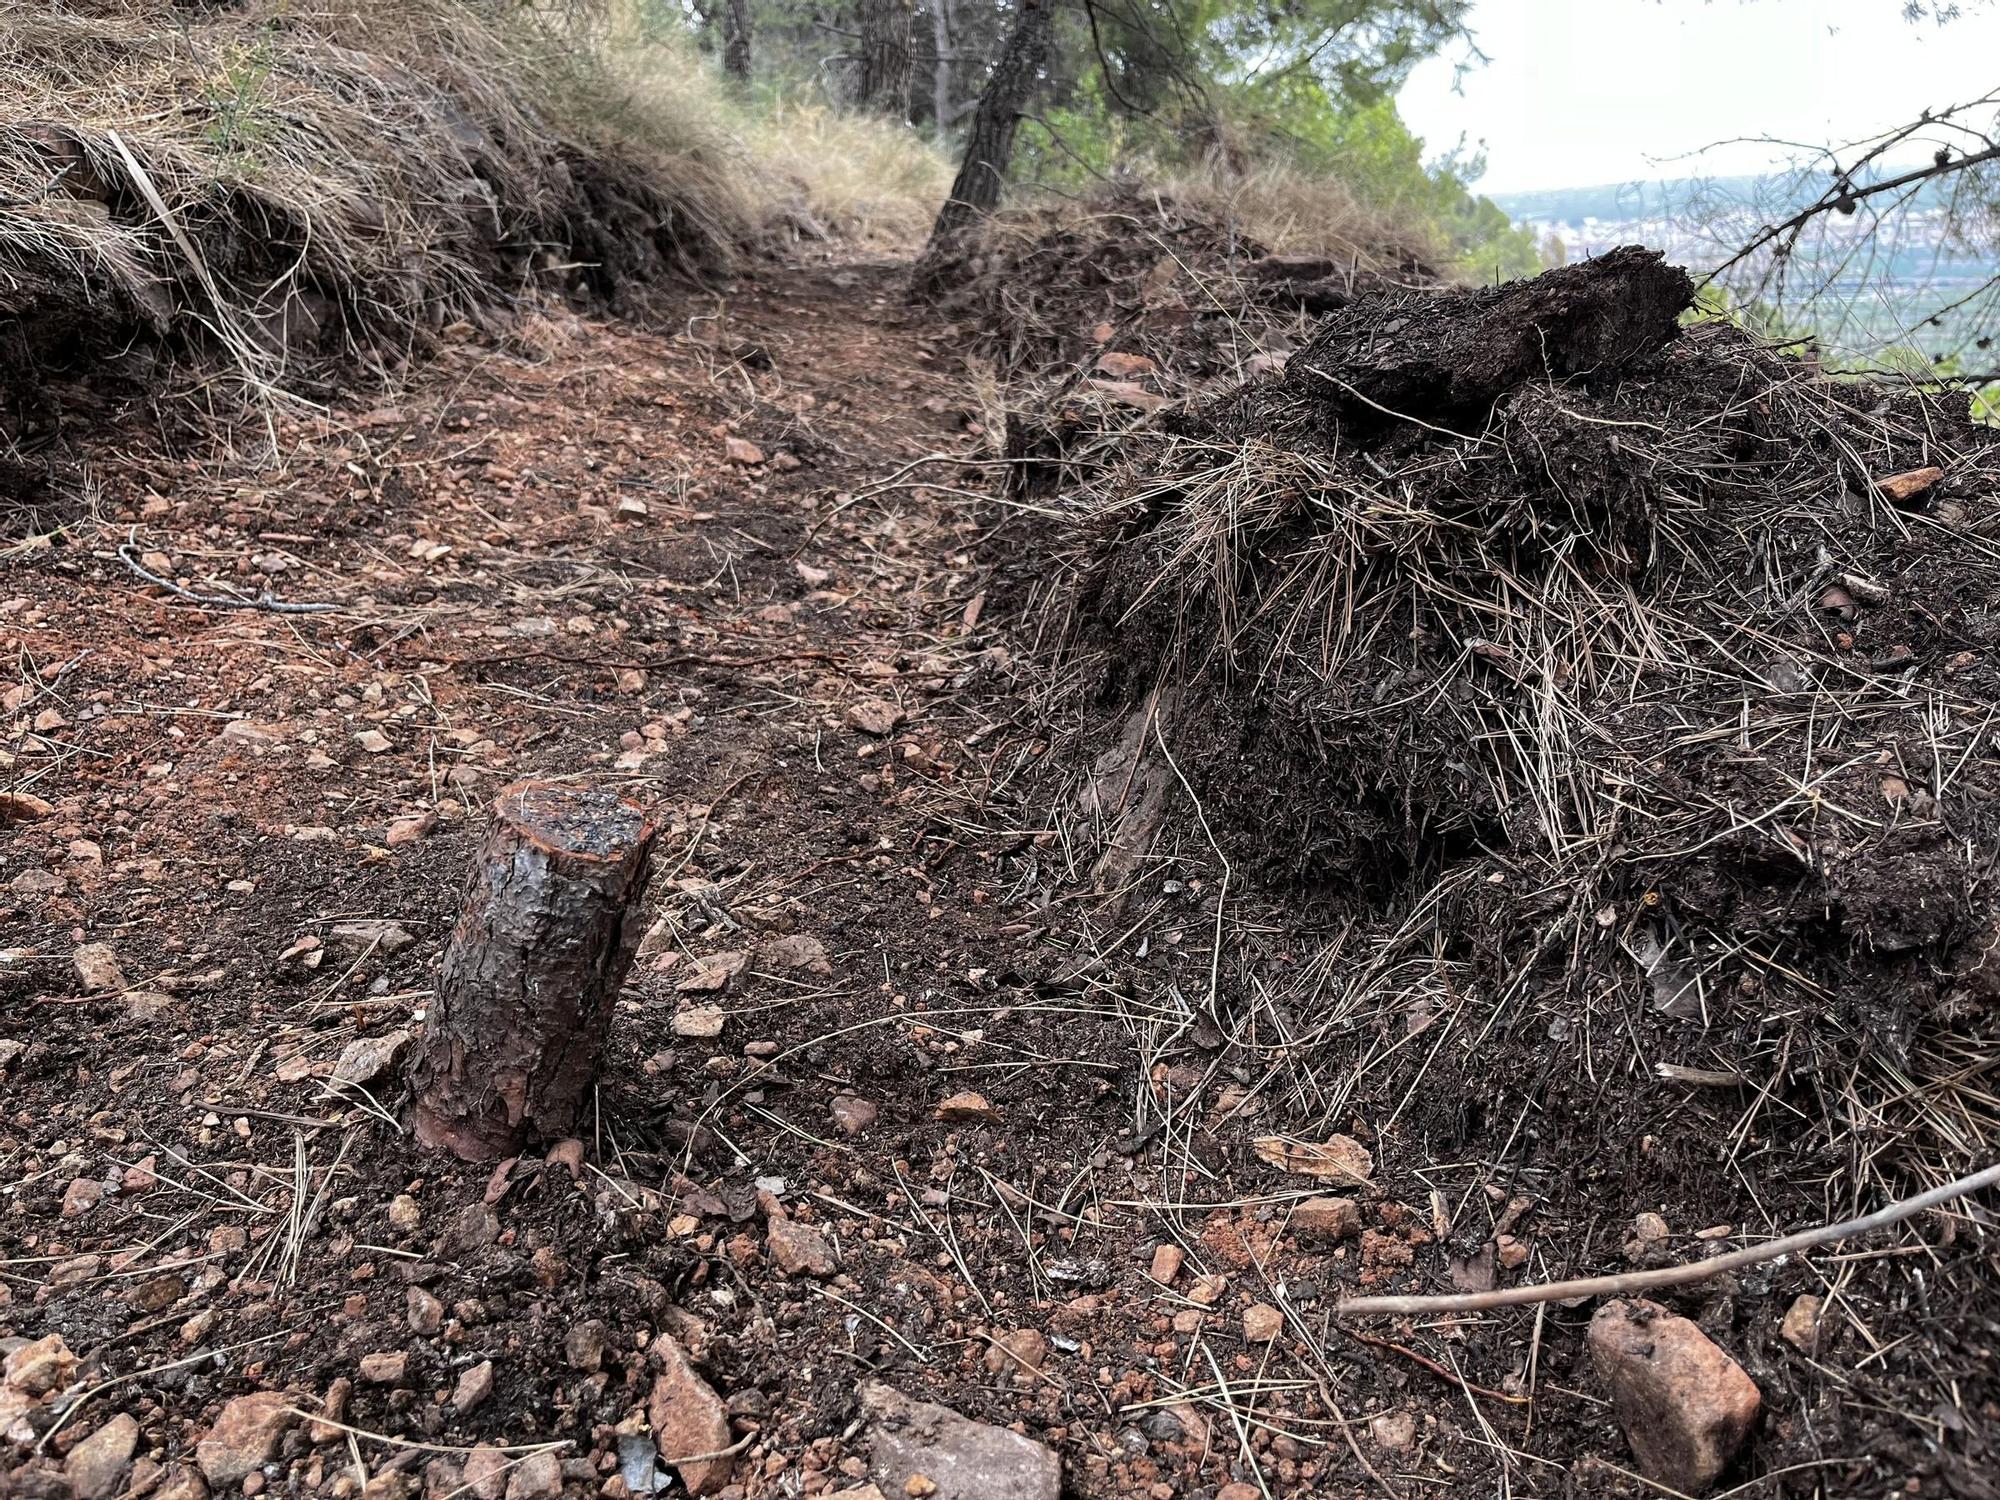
[0,263,1991,1500]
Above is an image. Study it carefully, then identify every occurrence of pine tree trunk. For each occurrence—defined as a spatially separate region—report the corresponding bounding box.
[721,0,752,82]
[405,781,662,1162]
[914,0,1055,286]
[930,0,954,133]
[857,0,916,116]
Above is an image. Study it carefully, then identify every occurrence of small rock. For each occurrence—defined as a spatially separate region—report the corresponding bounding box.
[434,1202,499,1259]
[451,1360,494,1413]
[859,1382,1059,1500]
[565,1320,608,1371]
[1242,1304,1283,1343]
[1494,1234,1530,1270]
[333,1029,411,1086]
[504,1449,562,1500]
[768,1215,837,1277]
[756,933,831,974]
[65,1413,140,1500]
[676,950,746,994]
[1589,1298,1761,1493]
[723,436,766,466]
[672,1004,727,1038]
[61,1178,103,1218]
[387,1194,423,1233]
[1094,351,1156,378]
[128,1273,186,1314]
[1252,1134,1373,1184]
[218,719,283,751]
[1148,1244,1184,1284]
[1291,1195,1361,1243]
[0,790,55,824]
[72,942,124,993]
[327,920,416,957]
[4,1334,76,1396]
[196,1392,294,1486]
[385,812,436,847]
[310,1378,351,1445]
[845,699,904,737]
[359,1351,408,1385]
[47,1253,102,1287]
[1780,1294,1823,1354]
[407,1286,444,1336]
[154,1465,209,1500]
[1218,1486,1262,1500]
[462,1446,510,1500]
[1370,1411,1417,1453]
[649,1334,733,1495]
[123,1155,158,1193]
[355,729,392,754]
[830,1095,879,1134]
[935,1090,998,1123]
[1625,1212,1670,1261]
[982,1328,1047,1377]
[0,1039,24,1073]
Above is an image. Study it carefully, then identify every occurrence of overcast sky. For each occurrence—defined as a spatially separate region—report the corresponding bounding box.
[1397,0,2000,195]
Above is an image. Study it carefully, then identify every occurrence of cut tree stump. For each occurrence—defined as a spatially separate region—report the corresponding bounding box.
[406,780,662,1161]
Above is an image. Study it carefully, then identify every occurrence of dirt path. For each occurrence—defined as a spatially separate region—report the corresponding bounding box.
[2,264,1984,1499]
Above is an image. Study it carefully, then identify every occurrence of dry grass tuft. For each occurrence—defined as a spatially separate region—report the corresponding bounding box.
[1156,158,1443,270]
[732,99,952,250]
[0,0,747,392]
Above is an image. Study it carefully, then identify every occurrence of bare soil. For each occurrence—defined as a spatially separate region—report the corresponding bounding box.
[2,257,1995,1500]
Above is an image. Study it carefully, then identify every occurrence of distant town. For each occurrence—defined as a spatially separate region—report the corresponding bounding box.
[1494,174,2000,371]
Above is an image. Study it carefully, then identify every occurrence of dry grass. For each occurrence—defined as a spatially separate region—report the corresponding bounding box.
[732,98,952,250]
[576,4,950,252]
[1155,159,1441,274]
[0,0,748,389]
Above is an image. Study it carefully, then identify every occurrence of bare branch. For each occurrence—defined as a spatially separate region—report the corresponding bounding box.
[1337,1160,2000,1319]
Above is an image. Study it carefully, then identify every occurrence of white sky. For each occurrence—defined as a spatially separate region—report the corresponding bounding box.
[1397,0,2000,195]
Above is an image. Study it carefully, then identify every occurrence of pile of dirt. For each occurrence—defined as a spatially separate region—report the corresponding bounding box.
[1052,242,2000,1204]
[0,0,745,416]
[927,189,1433,493]
[1012,244,2000,1485]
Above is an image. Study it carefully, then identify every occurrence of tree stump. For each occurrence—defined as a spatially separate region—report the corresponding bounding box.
[406,780,662,1162]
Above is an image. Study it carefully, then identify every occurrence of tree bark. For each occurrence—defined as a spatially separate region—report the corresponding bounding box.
[914,0,1056,286]
[929,0,953,134]
[405,780,662,1162]
[857,0,916,116]
[720,0,752,83]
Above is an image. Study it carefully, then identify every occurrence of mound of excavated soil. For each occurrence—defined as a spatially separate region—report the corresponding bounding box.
[1065,246,2000,1114]
[927,190,1434,495]
[1027,243,2000,1489]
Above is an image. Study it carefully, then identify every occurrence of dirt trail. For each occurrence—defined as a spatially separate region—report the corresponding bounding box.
[1,264,1989,1498]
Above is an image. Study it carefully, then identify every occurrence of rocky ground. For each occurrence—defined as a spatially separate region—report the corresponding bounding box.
[1,260,1993,1500]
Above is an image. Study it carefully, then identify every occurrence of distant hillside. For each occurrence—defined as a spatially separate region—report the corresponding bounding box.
[1492,169,2000,369]
[1493,165,1972,230]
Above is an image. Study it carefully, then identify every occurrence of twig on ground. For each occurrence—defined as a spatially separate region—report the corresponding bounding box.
[118,542,341,614]
[1338,1160,2000,1317]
